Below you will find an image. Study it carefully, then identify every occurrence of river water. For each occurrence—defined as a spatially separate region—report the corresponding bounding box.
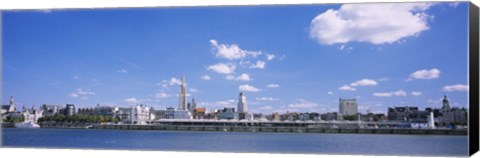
[1,128,468,156]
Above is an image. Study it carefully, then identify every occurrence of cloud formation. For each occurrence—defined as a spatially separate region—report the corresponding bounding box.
[338,85,356,91]
[201,74,211,80]
[210,39,262,60]
[239,84,261,92]
[408,68,440,80]
[69,88,95,99]
[256,97,279,101]
[373,90,407,97]
[207,63,236,74]
[350,79,378,87]
[310,3,432,45]
[266,84,279,88]
[443,84,468,92]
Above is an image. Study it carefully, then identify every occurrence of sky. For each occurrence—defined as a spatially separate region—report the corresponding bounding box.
[2,2,470,114]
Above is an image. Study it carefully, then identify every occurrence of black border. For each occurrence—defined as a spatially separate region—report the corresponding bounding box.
[469,1,479,156]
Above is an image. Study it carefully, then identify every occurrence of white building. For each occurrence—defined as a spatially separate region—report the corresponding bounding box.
[237,92,247,113]
[116,105,151,125]
[21,106,43,124]
[339,98,358,116]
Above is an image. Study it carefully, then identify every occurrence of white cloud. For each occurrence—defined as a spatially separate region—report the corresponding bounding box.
[266,54,276,61]
[258,106,273,110]
[239,84,261,92]
[250,60,266,69]
[338,85,356,91]
[155,92,171,99]
[266,84,279,88]
[235,73,251,81]
[373,90,407,97]
[201,74,211,80]
[73,76,80,80]
[378,77,390,82]
[287,99,318,108]
[408,68,440,80]
[449,2,460,7]
[207,63,236,74]
[350,79,378,87]
[256,97,279,101]
[327,91,334,95]
[226,75,235,80]
[117,69,128,73]
[411,91,422,96]
[125,97,138,104]
[310,3,432,45]
[443,84,468,92]
[210,39,262,60]
[338,45,353,51]
[189,88,198,93]
[216,99,236,106]
[227,73,251,81]
[69,88,95,99]
[169,77,182,86]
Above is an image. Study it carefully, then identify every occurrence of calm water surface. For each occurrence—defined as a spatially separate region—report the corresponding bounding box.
[1,128,468,156]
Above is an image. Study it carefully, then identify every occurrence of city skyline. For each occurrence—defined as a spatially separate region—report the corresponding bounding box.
[2,2,469,114]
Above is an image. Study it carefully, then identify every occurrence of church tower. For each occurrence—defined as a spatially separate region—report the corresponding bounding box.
[178,75,187,110]
[8,96,15,112]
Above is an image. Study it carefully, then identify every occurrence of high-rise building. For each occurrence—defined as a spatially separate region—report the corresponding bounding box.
[339,98,358,116]
[442,95,451,113]
[178,75,187,110]
[237,92,247,113]
[189,98,197,113]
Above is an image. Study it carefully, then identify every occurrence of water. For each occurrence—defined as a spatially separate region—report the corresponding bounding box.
[1,128,468,156]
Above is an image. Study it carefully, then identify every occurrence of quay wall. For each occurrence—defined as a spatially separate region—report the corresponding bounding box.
[92,124,467,135]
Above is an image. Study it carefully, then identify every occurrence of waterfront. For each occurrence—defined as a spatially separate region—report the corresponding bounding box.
[1,128,468,156]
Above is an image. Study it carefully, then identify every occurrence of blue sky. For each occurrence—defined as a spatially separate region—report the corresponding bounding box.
[2,2,469,114]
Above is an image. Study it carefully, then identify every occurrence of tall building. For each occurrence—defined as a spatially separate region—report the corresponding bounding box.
[188,98,197,113]
[178,75,187,110]
[237,92,247,113]
[441,95,451,113]
[64,104,76,116]
[339,98,358,116]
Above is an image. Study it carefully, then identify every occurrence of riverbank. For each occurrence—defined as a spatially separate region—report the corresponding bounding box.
[92,124,467,135]
[2,122,467,135]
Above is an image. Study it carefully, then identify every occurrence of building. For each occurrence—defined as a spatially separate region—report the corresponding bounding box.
[178,75,187,110]
[151,109,166,120]
[41,104,62,117]
[1,96,16,119]
[339,98,358,116]
[193,107,206,119]
[216,107,238,120]
[165,106,192,119]
[64,104,76,116]
[187,98,197,114]
[237,92,247,119]
[451,107,468,125]
[116,105,151,124]
[387,106,430,123]
[320,112,339,121]
[21,106,43,123]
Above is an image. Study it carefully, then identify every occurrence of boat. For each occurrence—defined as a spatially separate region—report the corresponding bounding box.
[15,121,40,128]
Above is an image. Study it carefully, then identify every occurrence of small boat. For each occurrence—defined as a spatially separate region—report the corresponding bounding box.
[15,122,40,129]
